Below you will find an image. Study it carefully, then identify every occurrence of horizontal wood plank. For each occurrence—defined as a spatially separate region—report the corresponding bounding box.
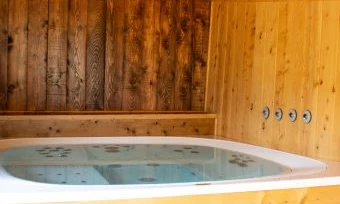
[0,114,215,139]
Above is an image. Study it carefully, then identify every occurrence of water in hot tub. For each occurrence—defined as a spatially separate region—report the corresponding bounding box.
[0,144,289,185]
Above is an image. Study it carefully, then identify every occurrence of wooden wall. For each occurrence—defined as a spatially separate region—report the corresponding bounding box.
[207,0,340,161]
[0,0,210,111]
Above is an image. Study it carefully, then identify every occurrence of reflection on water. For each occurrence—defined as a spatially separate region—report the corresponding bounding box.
[0,144,289,185]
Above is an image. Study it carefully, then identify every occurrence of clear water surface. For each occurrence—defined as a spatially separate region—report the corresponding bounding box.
[0,144,290,185]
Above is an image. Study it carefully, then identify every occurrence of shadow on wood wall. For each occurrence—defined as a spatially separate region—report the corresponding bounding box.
[0,0,210,111]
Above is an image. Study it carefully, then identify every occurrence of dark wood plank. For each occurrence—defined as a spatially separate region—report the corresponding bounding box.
[7,0,28,110]
[86,0,106,110]
[47,0,68,110]
[67,0,87,110]
[104,0,126,110]
[175,0,194,110]
[123,0,159,111]
[192,0,210,111]
[157,0,177,111]
[140,0,159,110]
[27,0,48,111]
[0,0,8,110]
[123,0,144,111]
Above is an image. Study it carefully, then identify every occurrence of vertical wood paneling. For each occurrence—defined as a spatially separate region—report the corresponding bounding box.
[0,0,210,112]
[67,0,87,110]
[105,0,125,110]
[175,0,193,110]
[123,0,145,110]
[47,0,68,110]
[140,0,159,110]
[281,2,307,154]
[209,0,340,161]
[157,0,176,110]
[0,0,8,110]
[260,3,279,145]
[248,2,266,144]
[205,2,221,113]
[332,2,340,158]
[86,0,106,110]
[230,3,246,140]
[272,2,288,149]
[27,0,48,111]
[303,1,322,156]
[123,0,159,111]
[215,3,229,136]
[242,3,256,142]
[8,0,28,110]
[192,0,210,111]
[222,2,236,138]
[315,2,339,159]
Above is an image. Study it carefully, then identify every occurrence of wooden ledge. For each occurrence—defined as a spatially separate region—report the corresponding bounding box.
[0,113,216,139]
[0,111,209,115]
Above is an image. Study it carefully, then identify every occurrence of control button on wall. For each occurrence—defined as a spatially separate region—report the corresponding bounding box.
[274,109,283,121]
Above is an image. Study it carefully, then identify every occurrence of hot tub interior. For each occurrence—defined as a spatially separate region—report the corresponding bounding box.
[0,144,289,185]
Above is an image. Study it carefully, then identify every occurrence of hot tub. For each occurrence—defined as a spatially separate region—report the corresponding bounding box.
[0,137,339,204]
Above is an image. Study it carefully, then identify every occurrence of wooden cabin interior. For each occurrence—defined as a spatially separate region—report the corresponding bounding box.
[1,0,340,203]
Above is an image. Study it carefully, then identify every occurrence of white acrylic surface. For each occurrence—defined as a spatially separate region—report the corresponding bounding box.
[0,137,339,204]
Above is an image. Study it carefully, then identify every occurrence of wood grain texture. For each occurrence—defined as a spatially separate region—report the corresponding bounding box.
[140,0,159,110]
[0,114,215,139]
[192,0,210,111]
[7,0,28,111]
[208,0,340,161]
[67,0,88,110]
[105,0,126,110]
[123,0,158,111]
[86,0,106,110]
[0,0,210,112]
[27,0,48,111]
[50,185,340,204]
[47,0,68,110]
[0,0,8,110]
[175,0,194,110]
[157,0,176,110]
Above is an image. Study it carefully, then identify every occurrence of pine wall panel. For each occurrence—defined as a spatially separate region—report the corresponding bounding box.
[207,0,340,161]
[0,0,211,111]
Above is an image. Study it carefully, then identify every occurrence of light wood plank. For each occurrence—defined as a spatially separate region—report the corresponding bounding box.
[0,114,215,139]
[260,2,279,146]
[314,1,339,160]
[240,2,256,142]
[303,1,322,157]
[249,2,266,145]
[215,3,230,136]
